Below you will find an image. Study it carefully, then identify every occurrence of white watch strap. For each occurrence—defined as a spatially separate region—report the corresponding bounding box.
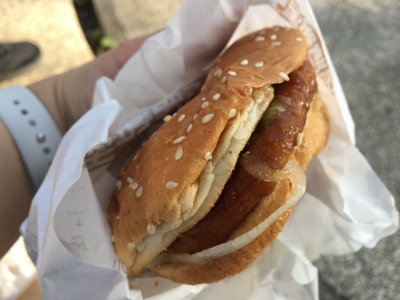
[0,86,62,192]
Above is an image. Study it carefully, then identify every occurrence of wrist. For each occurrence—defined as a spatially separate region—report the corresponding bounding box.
[0,119,32,257]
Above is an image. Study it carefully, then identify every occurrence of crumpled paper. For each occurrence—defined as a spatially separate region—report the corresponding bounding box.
[21,0,398,299]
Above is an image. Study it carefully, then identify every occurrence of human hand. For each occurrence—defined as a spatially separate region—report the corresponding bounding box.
[28,35,149,133]
[0,35,149,257]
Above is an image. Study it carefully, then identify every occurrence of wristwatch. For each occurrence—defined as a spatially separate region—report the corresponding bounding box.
[0,86,62,192]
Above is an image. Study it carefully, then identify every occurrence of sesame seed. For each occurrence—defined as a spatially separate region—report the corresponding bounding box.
[255,61,264,68]
[193,114,198,121]
[202,114,214,123]
[279,72,290,81]
[240,59,248,65]
[178,114,185,122]
[235,131,247,140]
[163,115,172,122]
[213,93,220,101]
[136,164,139,170]
[221,76,226,83]
[296,37,303,42]
[255,36,265,42]
[274,27,279,31]
[271,41,281,46]
[136,186,143,197]
[247,88,253,96]
[172,112,177,117]
[127,177,132,183]
[205,152,212,160]
[214,68,222,77]
[228,108,237,119]
[186,124,193,133]
[296,132,304,146]
[270,34,277,40]
[134,153,139,160]
[112,235,115,243]
[116,215,120,220]
[131,182,138,190]
[228,71,237,76]
[127,242,136,250]
[147,223,156,234]
[175,146,183,160]
[260,30,266,34]
[202,97,206,101]
[201,101,209,108]
[116,180,122,190]
[166,181,178,189]
[205,161,213,173]
[173,136,186,144]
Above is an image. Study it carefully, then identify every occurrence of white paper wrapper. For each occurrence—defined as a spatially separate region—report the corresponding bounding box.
[21,0,398,299]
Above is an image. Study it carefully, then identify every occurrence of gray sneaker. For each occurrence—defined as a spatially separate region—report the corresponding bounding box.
[0,42,41,81]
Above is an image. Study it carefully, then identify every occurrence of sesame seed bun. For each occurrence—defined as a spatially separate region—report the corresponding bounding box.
[148,92,329,284]
[108,27,327,280]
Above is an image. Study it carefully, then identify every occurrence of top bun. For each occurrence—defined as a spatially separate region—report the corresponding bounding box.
[108,27,308,275]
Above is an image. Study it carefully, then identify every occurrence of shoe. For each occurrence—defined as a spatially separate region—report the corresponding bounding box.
[0,42,41,81]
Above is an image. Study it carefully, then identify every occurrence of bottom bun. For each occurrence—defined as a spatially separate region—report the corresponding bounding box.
[149,180,294,284]
[148,93,329,284]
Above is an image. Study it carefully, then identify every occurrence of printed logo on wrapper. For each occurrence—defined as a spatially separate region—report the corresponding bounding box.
[276,0,334,94]
[70,234,88,251]
[67,187,87,215]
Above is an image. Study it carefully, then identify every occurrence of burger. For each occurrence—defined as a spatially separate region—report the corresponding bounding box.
[107,26,329,285]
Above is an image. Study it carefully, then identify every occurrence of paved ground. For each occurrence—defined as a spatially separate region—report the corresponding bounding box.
[0,0,93,89]
[93,0,183,44]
